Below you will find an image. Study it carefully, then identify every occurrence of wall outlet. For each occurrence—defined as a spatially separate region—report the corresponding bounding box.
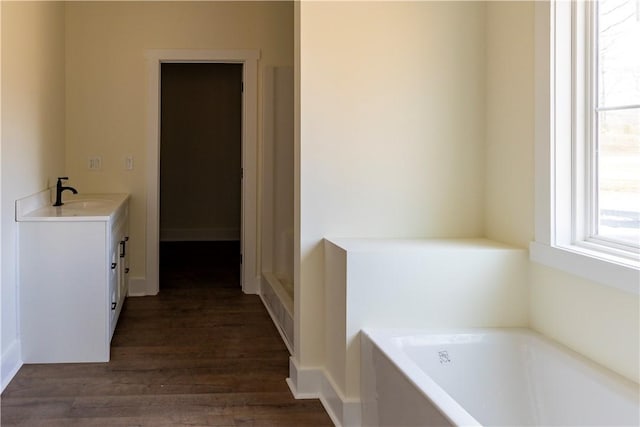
[125,155,134,171]
[88,156,102,170]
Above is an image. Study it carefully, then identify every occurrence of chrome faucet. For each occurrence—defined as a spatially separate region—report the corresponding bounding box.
[53,177,78,206]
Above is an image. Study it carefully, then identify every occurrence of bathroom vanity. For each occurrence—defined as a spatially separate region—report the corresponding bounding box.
[17,192,130,363]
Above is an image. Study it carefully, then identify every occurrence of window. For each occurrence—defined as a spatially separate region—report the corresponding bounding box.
[589,0,640,251]
[531,0,639,294]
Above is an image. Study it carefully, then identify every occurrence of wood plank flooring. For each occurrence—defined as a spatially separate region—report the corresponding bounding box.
[1,242,332,426]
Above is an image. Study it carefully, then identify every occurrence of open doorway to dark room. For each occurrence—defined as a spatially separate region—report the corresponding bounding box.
[159,63,243,289]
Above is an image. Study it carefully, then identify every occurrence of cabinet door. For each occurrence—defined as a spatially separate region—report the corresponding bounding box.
[109,243,119,336]
[118,230,129,306]
[109,206,129,340]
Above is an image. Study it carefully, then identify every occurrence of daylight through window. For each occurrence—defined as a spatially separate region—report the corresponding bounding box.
[591,0,640,249]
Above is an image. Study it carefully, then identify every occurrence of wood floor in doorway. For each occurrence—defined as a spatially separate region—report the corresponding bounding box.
[1,242,332,426]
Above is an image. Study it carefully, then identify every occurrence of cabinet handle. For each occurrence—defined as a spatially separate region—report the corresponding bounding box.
[111,262,117,269]
[111,302,117,310]
[119,240,126,258]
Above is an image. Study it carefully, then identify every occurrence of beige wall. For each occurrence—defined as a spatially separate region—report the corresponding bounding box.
[1,1,66,357]
[298,1,486,366]
[65,1,294,278]
[271,68,294,282]
[485,1,534,247]
[484,2,639,383]
[262,66,294,282]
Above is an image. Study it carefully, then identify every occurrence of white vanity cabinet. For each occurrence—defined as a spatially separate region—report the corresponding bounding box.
[18,193,129,363]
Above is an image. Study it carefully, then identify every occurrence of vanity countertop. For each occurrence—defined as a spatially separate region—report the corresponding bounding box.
[17,193,130,222]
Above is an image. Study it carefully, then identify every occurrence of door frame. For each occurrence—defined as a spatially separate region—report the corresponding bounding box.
[145,49,260,295]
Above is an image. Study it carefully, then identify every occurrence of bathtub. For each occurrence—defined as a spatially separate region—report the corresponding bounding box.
[360,328,639,426]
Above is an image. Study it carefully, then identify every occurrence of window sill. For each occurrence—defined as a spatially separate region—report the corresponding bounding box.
[529,242,639,295]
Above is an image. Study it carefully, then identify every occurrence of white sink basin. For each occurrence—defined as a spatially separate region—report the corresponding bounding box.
[17,193,129,222]
[62,199,113,209]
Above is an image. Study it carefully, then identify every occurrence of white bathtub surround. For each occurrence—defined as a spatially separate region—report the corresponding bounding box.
[361,328,640,427]
[287,238,529,426]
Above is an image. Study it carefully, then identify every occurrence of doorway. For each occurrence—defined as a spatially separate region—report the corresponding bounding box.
[144,49,259,296]
[159,63,242,288]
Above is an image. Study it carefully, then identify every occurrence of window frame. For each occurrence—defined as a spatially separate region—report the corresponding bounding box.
[584,0,640,254]
[531,0,639,295]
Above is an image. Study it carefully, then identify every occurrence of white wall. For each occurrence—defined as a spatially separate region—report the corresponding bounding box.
[1,1,66,388]
[484,1,639,383]
[298,0,486,368]
[64,1,293,283]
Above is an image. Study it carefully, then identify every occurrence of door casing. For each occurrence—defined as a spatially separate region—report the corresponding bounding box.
[145,49,260,295]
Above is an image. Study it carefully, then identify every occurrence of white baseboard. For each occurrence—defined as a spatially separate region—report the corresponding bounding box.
[127,274,256,297]
[287,356,323,398]
[320,372,362,427]
[242,274,260,295]
[160,228,240,242]
[127,277,149,296]
[287,357,361,427]
[1,339,23,392]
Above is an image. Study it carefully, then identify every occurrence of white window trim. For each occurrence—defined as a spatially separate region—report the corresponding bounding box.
[531,1,639,295]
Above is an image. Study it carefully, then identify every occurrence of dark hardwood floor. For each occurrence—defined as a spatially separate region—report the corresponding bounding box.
[1,241,332,426]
